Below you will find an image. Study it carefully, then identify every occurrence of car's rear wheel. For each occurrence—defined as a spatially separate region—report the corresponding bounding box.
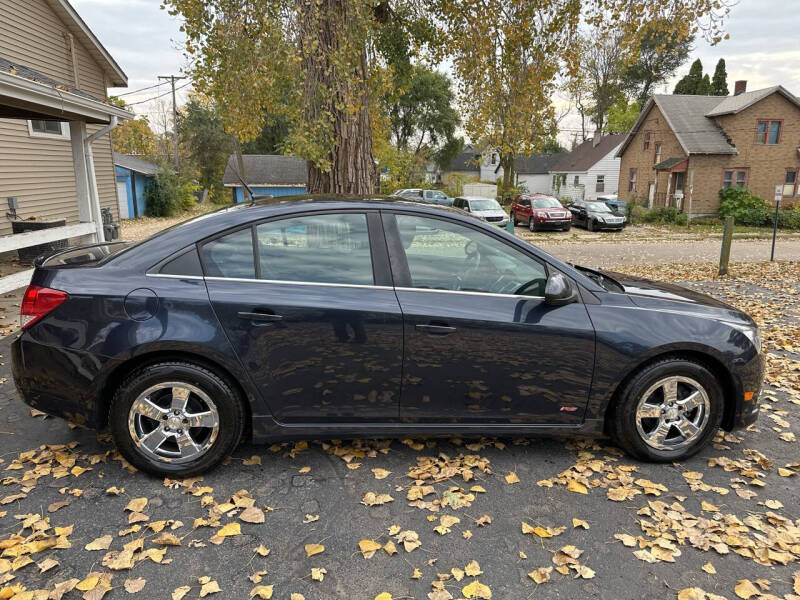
[110,362,245,477]
[610,358,723,462]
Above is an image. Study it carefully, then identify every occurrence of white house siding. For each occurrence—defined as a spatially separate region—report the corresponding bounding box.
[584,143,622,201]
[515,174,552,195]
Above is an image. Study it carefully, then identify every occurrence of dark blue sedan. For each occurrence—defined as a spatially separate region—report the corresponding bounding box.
[12,197,764,476]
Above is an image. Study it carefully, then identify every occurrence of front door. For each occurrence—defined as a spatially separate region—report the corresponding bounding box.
[383,212,595,425]
[202,211,403,423]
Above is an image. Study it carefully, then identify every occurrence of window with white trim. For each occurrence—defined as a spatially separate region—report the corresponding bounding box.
[595,175,605,193]
[28,120,69,139]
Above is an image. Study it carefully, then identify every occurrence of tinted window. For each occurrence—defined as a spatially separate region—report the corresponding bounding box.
[256,213,373,285]
[160,247,203,276]
[395,215,547,296]
[585,202,611,213]
[202,228,255,278]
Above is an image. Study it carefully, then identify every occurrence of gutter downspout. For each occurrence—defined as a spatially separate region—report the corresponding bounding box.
[84,116,118,243]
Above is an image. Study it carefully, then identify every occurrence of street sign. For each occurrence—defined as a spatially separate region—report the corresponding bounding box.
[774,184,783,203]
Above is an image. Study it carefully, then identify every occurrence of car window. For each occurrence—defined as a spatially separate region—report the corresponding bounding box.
[256,213,374,285]
[532,197,562,208]
[394,214,547,296]
[202,228,255,278]
[429,191,447,200]
[468,198,502,211]
[585,202,611,213]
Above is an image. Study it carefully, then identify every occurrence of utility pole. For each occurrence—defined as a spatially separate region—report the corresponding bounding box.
[158,75,187,168]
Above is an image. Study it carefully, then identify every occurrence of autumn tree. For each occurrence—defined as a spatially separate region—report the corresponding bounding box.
[111,116,158,159]
[166,0,731,195]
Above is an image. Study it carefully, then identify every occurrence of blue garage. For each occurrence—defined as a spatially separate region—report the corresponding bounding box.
[223,154,307,202]
[114,153,161,219]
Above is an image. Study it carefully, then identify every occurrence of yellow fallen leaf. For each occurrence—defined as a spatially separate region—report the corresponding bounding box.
[411,568,422,579]
[290,595,305,600]
[216,522,241,537]
[470,485,486,493]
[172,586,191,600]
[505,472,520,484]
[734,580,759,599]
[572,564,595,579]
[359,539,383,558]
[374,594,393,600]
[572,518,590,529]
[200,579,221,596]
[371,468,391,479]
[701,501,719,512]
[250,585,273,599]
[678,588,707,600]
[528,567,552,584]
[462,580,492,599]
[464,560,482,577]
[124,578,147,593]
[76,575,100,591]
[305,543,324,558]
[85,535,112,551]
[311,567,327,582]
[298,466,311,473]
[243,455,262,466]
[566,480,588,494]
[701,562,716,574]
[239,507,265,524]
[254,545,270,557]
[125,497,147,513]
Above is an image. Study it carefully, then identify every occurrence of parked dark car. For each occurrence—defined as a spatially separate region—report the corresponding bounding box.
[510,194,572,231]
[12,197,763,476]
[569,200,626,231]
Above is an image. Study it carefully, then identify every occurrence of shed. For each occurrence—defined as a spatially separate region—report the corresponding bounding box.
[222,154,307,202]
[113,153,160,218]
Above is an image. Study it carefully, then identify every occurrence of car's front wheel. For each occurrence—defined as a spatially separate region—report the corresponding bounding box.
[528,218,536,232]
[110,361,245,477]
[610,358,723,462]
[511,212,518,226]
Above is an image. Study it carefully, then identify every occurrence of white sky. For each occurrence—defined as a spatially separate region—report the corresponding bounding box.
[72,0,799,144]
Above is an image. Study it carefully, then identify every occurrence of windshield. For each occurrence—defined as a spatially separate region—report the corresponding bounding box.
[585,202,612,213]
[532,197,562,208]
[468,198,502,211]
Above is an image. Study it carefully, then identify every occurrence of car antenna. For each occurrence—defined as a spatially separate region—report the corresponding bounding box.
[229,159,272,206]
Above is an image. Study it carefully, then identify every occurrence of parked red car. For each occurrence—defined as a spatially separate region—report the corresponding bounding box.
[510,194,572,232]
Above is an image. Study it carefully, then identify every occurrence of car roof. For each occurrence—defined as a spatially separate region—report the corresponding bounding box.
[458,196,497,201]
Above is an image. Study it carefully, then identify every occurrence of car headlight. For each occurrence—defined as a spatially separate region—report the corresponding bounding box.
[596,215,606,223]
[730,322,761,352]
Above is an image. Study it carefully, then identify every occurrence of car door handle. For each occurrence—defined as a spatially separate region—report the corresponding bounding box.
[416,323,457,335]
[237,311,284,322]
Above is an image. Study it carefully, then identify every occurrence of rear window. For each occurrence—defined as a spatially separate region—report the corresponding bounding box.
[40,242,129,267]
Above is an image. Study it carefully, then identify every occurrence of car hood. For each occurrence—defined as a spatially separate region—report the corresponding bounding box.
[596,269,754,325]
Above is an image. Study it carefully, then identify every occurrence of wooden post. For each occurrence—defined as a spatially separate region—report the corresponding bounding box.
[718,215,734,276]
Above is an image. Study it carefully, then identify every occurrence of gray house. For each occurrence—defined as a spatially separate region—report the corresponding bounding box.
[0,0,131,292]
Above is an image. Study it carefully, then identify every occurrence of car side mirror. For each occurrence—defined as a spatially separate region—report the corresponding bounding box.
[545,272,578,306]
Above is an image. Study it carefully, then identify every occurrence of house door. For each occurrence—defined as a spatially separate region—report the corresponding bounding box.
[648,183,655,208]
[116,182,130,219]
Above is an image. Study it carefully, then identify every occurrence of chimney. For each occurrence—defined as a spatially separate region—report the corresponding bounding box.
[592,128,602,147]
[734,80,747,96]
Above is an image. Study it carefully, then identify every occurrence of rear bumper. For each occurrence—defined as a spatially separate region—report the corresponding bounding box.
[12,335,113,428]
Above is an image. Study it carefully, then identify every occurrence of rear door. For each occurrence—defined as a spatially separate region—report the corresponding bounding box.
[383,211,595,424]
[201,211,403,423]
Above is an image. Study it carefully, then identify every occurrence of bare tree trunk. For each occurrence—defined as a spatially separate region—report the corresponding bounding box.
[500,154,515,201]
[298,0,375,195]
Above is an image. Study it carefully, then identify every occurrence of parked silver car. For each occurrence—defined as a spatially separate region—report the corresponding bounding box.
[453,196,508,227]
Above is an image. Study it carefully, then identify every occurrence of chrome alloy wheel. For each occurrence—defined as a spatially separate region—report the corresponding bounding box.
[128,382,219,464]
[634,375,711,451]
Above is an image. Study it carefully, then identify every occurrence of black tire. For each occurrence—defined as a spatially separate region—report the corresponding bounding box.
[110,361,245,477]
[511,212,518,226]
[587,219,595,231]
[609,357,724,462]
[528,218,536,232]
[563,224,571,232]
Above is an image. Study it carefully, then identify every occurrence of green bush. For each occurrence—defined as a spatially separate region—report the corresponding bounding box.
[718,187,769,226]
[144,170,197,217]
[642,206,679,224]
[766,205,800,230]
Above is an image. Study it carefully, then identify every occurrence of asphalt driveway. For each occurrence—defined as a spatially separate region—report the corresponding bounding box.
[0,261,798,600]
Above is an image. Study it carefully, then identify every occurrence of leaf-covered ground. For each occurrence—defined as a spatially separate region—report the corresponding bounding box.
[0,261,798,600]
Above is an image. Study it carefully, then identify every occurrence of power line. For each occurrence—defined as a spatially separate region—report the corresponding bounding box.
[124,82,191,107]
[114,81,165,97]
[159,74,189,168]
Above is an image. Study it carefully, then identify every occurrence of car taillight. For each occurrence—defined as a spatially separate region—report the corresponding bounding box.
[20,285,68,330]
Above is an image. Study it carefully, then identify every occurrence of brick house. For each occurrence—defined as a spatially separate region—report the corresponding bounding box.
[616,82,800,215]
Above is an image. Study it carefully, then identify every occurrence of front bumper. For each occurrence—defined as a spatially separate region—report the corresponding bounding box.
[534,219,572,230]
[485,219,508,227]
[593,221,625,230]
[12,335,114,429]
